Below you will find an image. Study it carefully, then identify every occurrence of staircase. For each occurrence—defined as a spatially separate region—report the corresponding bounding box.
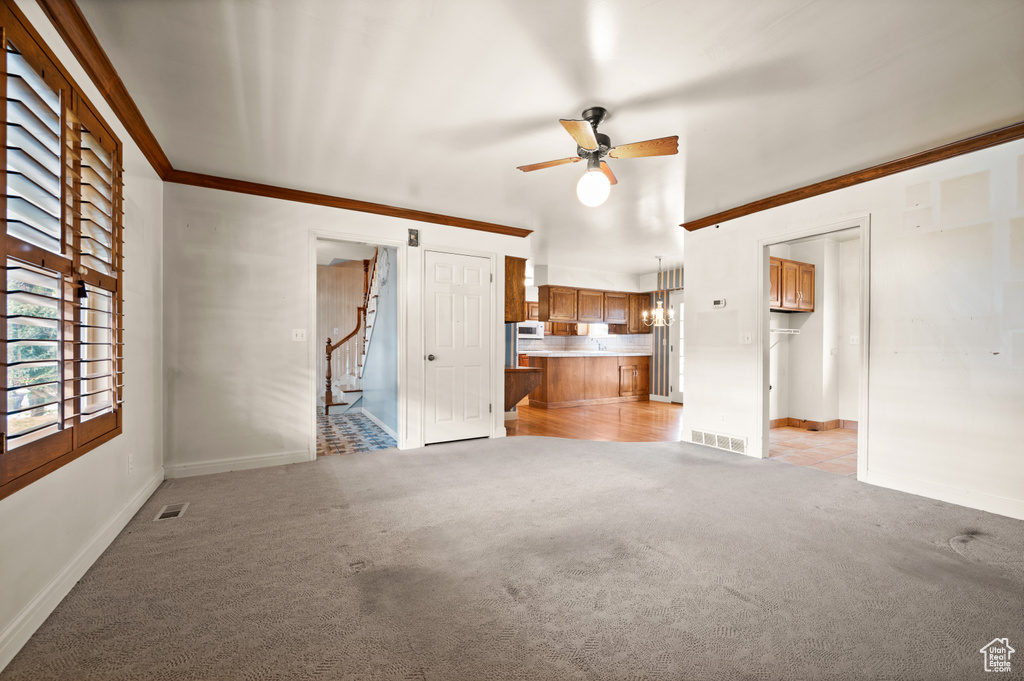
[323,250,382,415]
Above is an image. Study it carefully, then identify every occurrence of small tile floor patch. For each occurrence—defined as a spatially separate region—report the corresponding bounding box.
[317,408,396,457]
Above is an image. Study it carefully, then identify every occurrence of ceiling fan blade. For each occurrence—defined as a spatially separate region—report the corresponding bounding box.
[608,135,679,159]
[559,119,599,151]
[600,161,618,186]
[516,157,582,172]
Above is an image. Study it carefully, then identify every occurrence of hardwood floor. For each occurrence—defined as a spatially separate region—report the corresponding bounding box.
[507,400,685,442]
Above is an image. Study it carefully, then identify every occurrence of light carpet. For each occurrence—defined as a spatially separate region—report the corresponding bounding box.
[3,437,1023,680]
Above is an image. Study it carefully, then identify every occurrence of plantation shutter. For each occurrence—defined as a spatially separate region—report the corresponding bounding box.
[1,3,124,497]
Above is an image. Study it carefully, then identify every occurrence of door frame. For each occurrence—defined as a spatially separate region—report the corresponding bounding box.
[755,215,872,479]
[420,246,502,444]
[308,230,408,460]
[668,289,684,403]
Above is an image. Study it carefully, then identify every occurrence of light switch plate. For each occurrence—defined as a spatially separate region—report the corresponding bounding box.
[292,329,307,341]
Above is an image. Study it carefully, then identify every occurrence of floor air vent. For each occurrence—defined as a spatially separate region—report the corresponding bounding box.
[154,503,189,521]
[690,430,748,455]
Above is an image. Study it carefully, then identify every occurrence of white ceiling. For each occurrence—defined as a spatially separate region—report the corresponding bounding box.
[78,0,1024,275]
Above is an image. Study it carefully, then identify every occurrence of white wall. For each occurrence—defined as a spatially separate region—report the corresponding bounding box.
[163,185,529,476]
[0,1,164,670]
[361,248,398,434]
[684,137,1024,520]
[838,239,862,420]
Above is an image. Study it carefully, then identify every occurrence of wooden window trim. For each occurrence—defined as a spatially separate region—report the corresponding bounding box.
[1,0,123,502]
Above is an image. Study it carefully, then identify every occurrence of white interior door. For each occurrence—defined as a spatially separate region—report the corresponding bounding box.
[669,289,685,403]
[424,250,492,444]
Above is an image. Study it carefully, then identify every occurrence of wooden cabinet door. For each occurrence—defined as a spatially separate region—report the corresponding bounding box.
[504,256,527,322]
[628,293,652,334]
[781,260,799,309]
[604,292,628,324]
[636,358,650,395]
[518,354,530,367]
[526,302,539,321]
[551,322,576,336]
[577,289,605,322]
[769,257,781,308]
[541,286,578,321]
[618,366,636,396]
[797,263,815,311]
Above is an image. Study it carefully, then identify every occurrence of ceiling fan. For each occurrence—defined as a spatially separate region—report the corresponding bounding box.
[516,107,678,207]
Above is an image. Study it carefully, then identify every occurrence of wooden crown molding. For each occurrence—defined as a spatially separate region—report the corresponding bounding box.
[32,0,532,239]
[682,120,1024,232]
[166,170,533,238]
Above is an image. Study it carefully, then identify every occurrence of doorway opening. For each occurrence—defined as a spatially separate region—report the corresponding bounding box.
[762,221,869,477]
[315,237,399,456]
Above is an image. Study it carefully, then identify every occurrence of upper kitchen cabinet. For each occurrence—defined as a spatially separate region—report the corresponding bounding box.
[577,289,605,323]
[608,292,653,335]
[505,256,527,323]
[604,292,628,324]
[770,257,814,312]
[628,293,653,334]
[538,285,578,322]
[526,302,540,321]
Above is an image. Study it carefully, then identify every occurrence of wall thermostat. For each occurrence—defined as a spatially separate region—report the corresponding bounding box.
[713,299,727,308]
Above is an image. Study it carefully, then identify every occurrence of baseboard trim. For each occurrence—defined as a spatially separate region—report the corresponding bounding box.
[0,469,163,673]
[164,450,308,479]
[361,409,398,441]
[529,395,648,409]
[861,470,1024,521]
[648,394,672,403]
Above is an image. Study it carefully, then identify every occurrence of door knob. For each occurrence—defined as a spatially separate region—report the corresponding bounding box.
[427,354,436,361]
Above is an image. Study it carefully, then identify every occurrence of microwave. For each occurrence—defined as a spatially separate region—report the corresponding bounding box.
[518,322,544,339]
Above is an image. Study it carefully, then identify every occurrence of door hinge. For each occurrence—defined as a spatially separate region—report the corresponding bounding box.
[490,273,493,283]
[489,403,493,413]
[0,432,4,454]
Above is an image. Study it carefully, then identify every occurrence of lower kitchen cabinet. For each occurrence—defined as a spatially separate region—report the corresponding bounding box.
[526,355,650,408]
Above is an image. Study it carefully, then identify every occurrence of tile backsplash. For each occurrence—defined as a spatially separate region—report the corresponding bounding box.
[519,333,653,354]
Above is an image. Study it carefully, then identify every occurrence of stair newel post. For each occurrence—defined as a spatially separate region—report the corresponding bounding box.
[325,337,334,405]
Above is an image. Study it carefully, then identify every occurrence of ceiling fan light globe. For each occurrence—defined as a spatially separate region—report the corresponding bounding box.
[577,170,610,207]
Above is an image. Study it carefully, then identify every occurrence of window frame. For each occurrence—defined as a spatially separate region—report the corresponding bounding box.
[1,0,123,501]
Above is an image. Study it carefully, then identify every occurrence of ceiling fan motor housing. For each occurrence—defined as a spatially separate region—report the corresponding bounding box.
[578,107,611,164]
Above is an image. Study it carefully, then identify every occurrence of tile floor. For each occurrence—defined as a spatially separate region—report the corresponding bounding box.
[316,408,396,457]
[769,426,858,476]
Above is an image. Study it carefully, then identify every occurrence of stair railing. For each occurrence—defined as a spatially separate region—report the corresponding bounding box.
[324,250,379,406]
[325,306,365,406]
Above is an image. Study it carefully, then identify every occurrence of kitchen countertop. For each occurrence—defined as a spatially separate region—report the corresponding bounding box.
[521,351,652,357]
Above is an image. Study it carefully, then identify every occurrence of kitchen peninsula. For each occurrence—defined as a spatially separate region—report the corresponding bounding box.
[520,352,651,409]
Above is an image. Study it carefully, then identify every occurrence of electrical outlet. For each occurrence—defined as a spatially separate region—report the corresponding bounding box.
[740,332,752,344]
[128,452,134,474]
[292,329,307,342]
[333,327,339,336]
[720,414,727,424]
[850,335,860,345]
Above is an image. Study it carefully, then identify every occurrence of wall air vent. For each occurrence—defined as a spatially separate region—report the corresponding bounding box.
[154,503,189,521]
[690,430,748,455]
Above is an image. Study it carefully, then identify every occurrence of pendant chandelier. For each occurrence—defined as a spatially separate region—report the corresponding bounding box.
[642,257,675,328]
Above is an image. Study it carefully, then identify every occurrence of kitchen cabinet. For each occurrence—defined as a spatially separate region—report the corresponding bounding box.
[610,293,653,334]
[525,355,651,408]
[618,357,650,396]
[604,292,628,324]
[538,285,578,321]
[770,257,815,312]
[505,256,527,323]
[769,258,781,308]
[577,289,605,322]
[547,322,587,336]
[526,302,540,321]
